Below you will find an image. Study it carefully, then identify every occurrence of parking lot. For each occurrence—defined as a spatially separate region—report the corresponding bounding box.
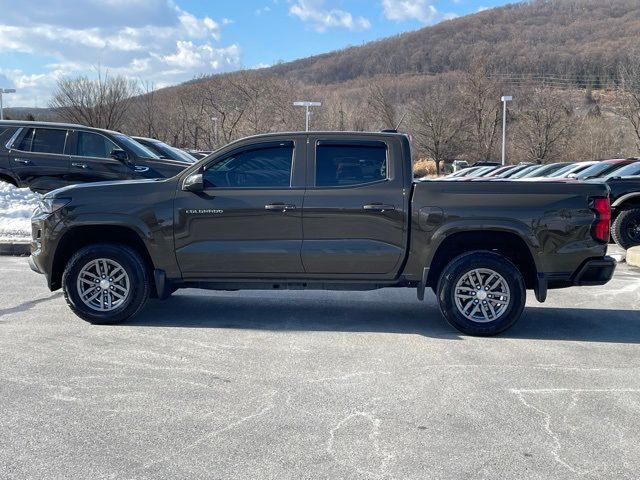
[1,254,639,479]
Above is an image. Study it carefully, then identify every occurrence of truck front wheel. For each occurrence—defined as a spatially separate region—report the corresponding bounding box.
[62,243,150,324]
[436,251,526,336]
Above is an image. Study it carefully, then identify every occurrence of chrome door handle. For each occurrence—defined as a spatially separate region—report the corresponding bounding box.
[72,162,87,169]
[363,204,395,212]
[13,158,29,164]
[265,203,296,211]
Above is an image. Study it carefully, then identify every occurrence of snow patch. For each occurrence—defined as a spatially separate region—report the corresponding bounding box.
[0,181,40,242]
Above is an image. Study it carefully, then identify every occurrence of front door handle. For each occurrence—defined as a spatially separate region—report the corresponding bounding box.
[265,203,296,211]
[13,158,30,164]
[363,203,395,212]
[72,162,87,169]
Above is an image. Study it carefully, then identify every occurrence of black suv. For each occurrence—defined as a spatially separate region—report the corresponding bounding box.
[0,121,190,192]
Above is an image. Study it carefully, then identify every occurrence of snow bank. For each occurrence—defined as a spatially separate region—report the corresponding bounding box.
[0,182,40,242]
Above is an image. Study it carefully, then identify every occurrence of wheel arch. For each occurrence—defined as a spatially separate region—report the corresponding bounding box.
[51,225,155,292]
[426,230,538,289]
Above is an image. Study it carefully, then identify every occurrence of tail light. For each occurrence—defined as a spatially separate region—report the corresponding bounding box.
[590,197,611,243]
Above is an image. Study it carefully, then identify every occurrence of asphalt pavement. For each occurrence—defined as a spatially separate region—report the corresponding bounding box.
[1,255,639,479]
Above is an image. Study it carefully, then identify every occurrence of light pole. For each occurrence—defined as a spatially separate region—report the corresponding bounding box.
[211,116,218,146]
[501,95,512,166]
[293,101,321,131]
[0,88,16,121]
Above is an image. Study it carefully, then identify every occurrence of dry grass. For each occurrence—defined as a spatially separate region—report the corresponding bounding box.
[413,159,439,178]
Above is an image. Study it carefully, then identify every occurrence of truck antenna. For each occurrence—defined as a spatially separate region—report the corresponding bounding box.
[394,112,407,131]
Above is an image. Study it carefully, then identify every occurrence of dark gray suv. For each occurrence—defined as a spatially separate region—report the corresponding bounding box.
[0,120,190,192]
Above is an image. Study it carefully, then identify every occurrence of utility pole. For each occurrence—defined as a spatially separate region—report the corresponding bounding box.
[501,96,513,166]
[293,101,321,131]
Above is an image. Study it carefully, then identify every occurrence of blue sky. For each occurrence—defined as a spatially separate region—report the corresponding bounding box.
[0,0,511,107]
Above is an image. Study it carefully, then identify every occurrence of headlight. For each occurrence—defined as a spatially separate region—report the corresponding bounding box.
[39,197,71,214]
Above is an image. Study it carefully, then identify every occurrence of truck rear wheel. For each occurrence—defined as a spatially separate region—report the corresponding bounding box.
[436,251,526,336]
[62,243,150,324]
[611,207,640,250]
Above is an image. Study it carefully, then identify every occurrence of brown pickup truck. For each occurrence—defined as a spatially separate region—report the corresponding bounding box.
[29,131,615,335]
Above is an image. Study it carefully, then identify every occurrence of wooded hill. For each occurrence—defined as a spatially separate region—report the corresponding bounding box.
[12,0,640,169]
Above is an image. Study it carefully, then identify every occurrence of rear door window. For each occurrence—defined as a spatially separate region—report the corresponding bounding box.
[15,128,34,151]
[315,142,387,187]
[31,128,68,154]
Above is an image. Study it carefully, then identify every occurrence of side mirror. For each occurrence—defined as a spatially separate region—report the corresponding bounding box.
[110,149,129,163]
[183,173,204,192]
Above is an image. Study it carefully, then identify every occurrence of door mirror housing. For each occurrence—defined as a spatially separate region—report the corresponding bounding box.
[183,173,204,192]
[110,148,129,163]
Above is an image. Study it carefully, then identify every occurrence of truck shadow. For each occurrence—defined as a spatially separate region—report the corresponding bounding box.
[129,291,640,344]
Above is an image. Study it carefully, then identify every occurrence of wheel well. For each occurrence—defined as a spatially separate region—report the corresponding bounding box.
[0,173,17,187]
[614,199,640,219]
[427,231,537,289]
[51,225,155,291]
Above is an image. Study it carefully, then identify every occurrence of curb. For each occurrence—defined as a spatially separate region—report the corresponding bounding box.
[0,242,30,256]
[627,246,640,268]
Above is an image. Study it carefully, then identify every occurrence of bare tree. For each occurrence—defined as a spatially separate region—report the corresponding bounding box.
[459,60,503,161]
[367,80,397,129]
[513,88,574,163]
[49,69,140,130]
[617,52,640,152]
[410,81,466,175]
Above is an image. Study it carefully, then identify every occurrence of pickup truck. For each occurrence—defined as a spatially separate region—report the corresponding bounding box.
[29,131,616,336]
[605,177,640,249]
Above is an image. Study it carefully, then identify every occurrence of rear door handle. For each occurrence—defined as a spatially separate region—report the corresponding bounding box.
[72,162,87,169]
[13,158,30,164]
[363,203,395,212]
[265,203,296,211]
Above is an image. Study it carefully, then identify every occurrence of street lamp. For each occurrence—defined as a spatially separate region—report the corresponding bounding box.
[293,101,321,132]
[0,88,16,121]
[501,95,513,166]
[211,116,218,146]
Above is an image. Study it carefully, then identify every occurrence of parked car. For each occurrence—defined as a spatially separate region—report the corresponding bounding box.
[574,158,640,180]
[443,166,486,178]
[29,131,615,336]
[132,137,197,163]
[0,120,190,193]
[549,161,598,178]
[483,165,520,177]
[451,160,469,172]
[515,162,571,180]
[494,164,535,178]
[507,164,542,179]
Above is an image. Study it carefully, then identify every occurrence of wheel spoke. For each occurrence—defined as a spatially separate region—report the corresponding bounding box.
[76,258,130,312]
[454,267,511,324]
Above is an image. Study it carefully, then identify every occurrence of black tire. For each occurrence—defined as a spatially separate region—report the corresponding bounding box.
[611,208,640,250]
[436,251,526,336]
[62,243,150,324]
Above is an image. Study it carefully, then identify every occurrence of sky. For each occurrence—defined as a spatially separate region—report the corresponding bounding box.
[0,0,511,108]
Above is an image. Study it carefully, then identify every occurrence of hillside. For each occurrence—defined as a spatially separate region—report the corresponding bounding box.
[12,0,640,165]
[255,0,640,87]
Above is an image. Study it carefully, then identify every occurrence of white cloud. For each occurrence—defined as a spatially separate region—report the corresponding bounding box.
[0,0,241,107]
[381,0,455,24]
[289,0,371,32]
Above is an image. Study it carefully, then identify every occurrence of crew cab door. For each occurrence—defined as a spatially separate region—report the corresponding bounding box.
[301,136,408,278]
[173,138,306,276]
[8,127,70,191]
[66,130,128,184]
